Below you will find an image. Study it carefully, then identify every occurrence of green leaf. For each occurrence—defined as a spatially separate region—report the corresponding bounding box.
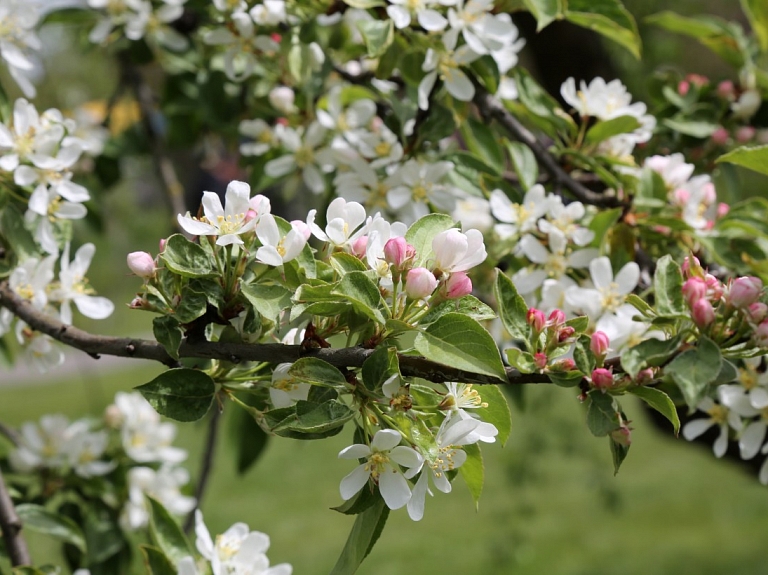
[469,55,500,94]
[512,68,577,137]
[584,115,641,145]
[141,545,176,575]
[268,399,354,437]
[548,370,585,387]
[330,252,368,275]
[713,359,738,386]
[361,346,399,391]
[160,234,214,278]
[83,505,124,564]
[573,336,595,375]
[15,504,86,553]
[506,141,539,190]
[742,0,768,51]
[665,336,722,407]
[152,316,182,360]
[494,270,531,343]
[566,0,642,59]
[136,369,215,422]
[505,347,537,373]
[288,357,348,388]
[147,497,193,567]
[625,294,656,318]
[330,498,389,575]
[662,118,718,138]
[588,208,623,249]
[609,436,630,475]
[460,117,505,175]
[459,443,484,509]
[174,291,208,324]
[419,295,496,325]
[356,19,394,58]
[231,406,270,475]
[586,391,621,436]
[522,0,563,29]
[716,145,768,177]
[405,214,455,268]
[475,385,512,446]
[628,386,680,436]
[654,255,685,315]
[1,203,37,261]
[331,485,380,516]
[415,313,507,380]
[620,336,681,379]
[241,284,292,320]
[332,271,388,325]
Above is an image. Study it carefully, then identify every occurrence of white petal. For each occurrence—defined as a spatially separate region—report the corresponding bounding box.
[417,9,447,31]
[371,429,402,451]
[739,421,766,460]
[614,262,640,295]
[418,71,437,111]
[379,468,411,510]
[444,69,475,102]
[406,471,429,521]
[338,444,371,460]
[590,257,614,289]
[339,464,370,500]
[682,418,714,441]
[389,446,423,469]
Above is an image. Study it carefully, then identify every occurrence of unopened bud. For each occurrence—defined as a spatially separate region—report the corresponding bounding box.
[383,237,408,267]
[127,251,156,278]
[269,86,296,114]
[736,126,756,143]
[747,302,768,324]
[711,126,729,146]
[159,238,167,253]
[728,276,763,308]
[551,358,576,371]
[717,203,730,218]
[635,368,655,385]
[590,331,610,359]
[534,352,548,370]
[610,425,632,446]
[527,308,545,332]
[351,235,368,258]
[444,272,472,299]
[557,326,575,343]
[591,368,614,390]
[405,267,437,299]
[754,320,768,347]
[717,80,735,100]
[677,80,690,96]
[104,404,124,428]
[682,277,707,306]
[548,309,566,326]
[682,255,702,278]
[705,274,724,301]
[691,298,716,329]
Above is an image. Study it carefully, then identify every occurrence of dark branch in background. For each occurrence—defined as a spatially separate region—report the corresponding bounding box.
[0,467,30,567]
[0,281,561,386]
[472,87,627,209]
[183,405,222,534]
[0,422,19,447]
[118,56,189,232]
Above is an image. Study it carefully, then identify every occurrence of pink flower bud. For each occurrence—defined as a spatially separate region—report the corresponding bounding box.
[711,126,729,146]
[705,274,724,301]
[351,235,368,258]
[682,255,701,278]
[269,86,296,114]
[736,126,756,143]
[548,309,566,326]
[717,80,735,100]
[383,237,408,267]
[527,308,545,332]
[557,326,575,343]
[127,251,156,279]
[158,238,167,253]
[635,368,655,385]
[405,267,437,299]
[610,425,632,446]
[677,80,690,96]
[754,320,768,347]
[590,331,610,358]
[129,296,148,309]
[551,358,576,371]
[534,353,548,370]
[444,272,472,299]
[686,73,708,87]
[592,368,614,390]
[271,32,282,43]
[747,302,768,324]
[682,277,707,306]
[672,188,690,205]
[716,202,730,218]
[728,276,763,308]
[691,298,716,329]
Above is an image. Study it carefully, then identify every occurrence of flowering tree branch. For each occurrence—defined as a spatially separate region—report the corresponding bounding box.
[472,87,627,209]
[0,281,561,385]
[0,467,31,567]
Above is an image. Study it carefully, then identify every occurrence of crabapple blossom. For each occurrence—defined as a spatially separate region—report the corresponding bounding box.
[443,271,472,299]
[591,368,614,390]
[270,363,310,409]
[307,197,368,249]
[565,257,639,321]
[265,123,335,194]
[127,251,156,278]
[691,298,716,329]
[430,228,487,275]
[50,243,114,325]
[682,387,744,458]
[591,331,610,359]
[178,181,258,245]
[254,214,308,266]
[405,267,438,300]
[122,465,195,530]
[418,32,480,110]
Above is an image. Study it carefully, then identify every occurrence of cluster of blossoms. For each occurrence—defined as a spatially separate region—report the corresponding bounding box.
[87,0,188,51]
[0,0,41,97]
[9,392,194,531]
[561,76,656,159]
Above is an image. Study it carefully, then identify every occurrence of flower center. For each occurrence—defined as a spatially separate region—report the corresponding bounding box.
[294,145,315,167]
[366,451,390,480]
[740,367,758,390]
[707,404,728,425]
[600,282,623,312]
[217,213,246,235]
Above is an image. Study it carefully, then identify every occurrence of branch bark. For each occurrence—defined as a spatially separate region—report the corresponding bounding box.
[0,281,557,386]
[0,467,31,567]
[183,405,222,534]
[472,87,627,209]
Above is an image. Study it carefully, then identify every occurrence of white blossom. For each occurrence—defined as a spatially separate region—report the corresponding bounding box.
[178,181,258,246]
[49,243,114,324]
[419,32,480,110]
[254,214,307,266]
[122,465,195,530]
[265,123,335,195]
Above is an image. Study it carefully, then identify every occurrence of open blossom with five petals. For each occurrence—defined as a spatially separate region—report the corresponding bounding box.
[418,31,480,110]
[439,383,498,443]
[446,0,517,55]
[490,185,554,241]
[195,510,292,575]
[265,123,335,195]
[0,98,66,173]
[254,214,307,266]
[682,387,744,458]
[512,231,596,295]
[387,0,449,31]
[49,243,114,325]
[307,197,368,249]
[178,181,258,246]
[565,257,639,321]
[386,160,460,223]
[0,0,41,97]
[121,465,195,530]
[338,429,423,510]
[430,228,486,275]
[203,10,278,80]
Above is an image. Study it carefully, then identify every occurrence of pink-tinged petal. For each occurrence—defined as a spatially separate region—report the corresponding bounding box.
[338,444,371,460]
[178,215,217,236]
[339,464,370,500]
[615,261,640,295]
[378,468,410,509]
[589,257,614,289]
[371,429,402,451]
[406,471,429,521]
[739,421,766,460]
[389,446,423,469]
[682,418,714,441]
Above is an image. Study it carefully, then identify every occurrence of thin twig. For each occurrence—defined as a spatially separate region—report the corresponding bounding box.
[0,467,31,567]
[183,405,222,534]
[0,281,562,386]
[0,421,20,447]
[472,87,627,209]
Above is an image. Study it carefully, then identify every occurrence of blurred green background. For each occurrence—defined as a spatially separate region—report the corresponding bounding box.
[3,0,768,574]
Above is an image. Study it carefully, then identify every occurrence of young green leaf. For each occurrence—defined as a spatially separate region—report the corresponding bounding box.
[475,385,512,446]
[332,271,388,325]
[654,255,685,315]
[584,115,642,145]
[620,336,681,379]
[330,498,389,575]
[15,504,86,553]
[459,443,484,509]
[494,270,531,344]
[161,234,215,278]
[356,19,394,58]
[147,497,193,566]
[152,316,182,360]
[566,0,642,59]
[628,386,680,435]
[716,145,768,177]
[664,336,722,407]
[288,358,348,388]
[141,545,177,575]
[405,214,455,268]
[586,391,621,437]
[135,369,215,422]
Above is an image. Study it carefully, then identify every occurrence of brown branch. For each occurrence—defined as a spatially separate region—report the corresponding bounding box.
[472,87,627,209]
[0,467,31,567]
[183,404,222,534]
[0,422,19,447]
[0,281,553,386]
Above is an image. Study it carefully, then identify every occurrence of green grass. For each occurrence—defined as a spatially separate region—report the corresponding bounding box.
[2,371,768,575]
